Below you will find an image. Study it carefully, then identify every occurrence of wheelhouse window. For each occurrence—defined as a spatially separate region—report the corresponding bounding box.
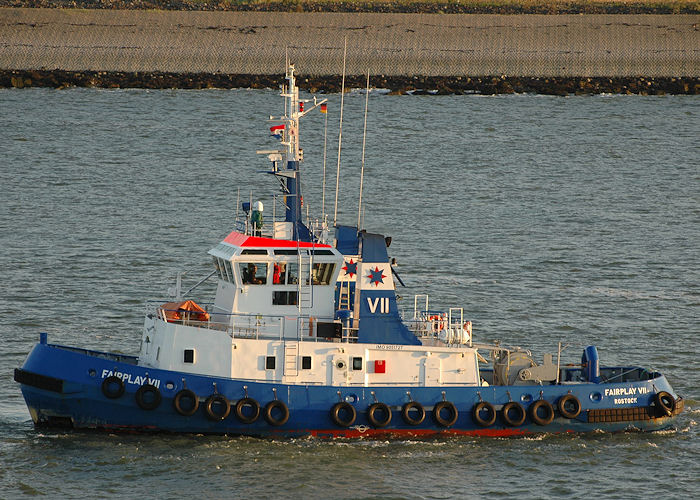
[272,262,284,284]
[242,249,268,255]
[287,262,299,284]
[309,263,335,285]
[272,261,298,285]
[213,257,234,283]
[240,263,267,285]
[224,260,234,282]
[272,291,298,306]
[212,256,224,280]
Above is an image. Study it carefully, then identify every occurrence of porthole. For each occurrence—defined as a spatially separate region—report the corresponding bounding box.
[520,393,533,403]
[589,392,602,402]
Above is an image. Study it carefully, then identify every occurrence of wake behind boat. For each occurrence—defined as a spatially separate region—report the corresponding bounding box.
[14,65,683,437]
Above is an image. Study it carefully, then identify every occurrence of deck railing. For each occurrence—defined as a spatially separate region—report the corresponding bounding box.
[401,301,472,346]
[147,300,347,343]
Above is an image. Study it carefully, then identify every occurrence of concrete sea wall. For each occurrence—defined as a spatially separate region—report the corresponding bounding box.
[1,7,698,93]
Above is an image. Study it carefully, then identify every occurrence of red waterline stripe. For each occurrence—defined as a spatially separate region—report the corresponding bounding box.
[304,427,534,439]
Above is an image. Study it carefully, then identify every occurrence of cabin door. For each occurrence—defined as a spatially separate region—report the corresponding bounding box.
[423,357,442,386]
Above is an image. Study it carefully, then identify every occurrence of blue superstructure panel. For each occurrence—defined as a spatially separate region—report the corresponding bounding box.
[361,232,389,262]
[283,160,313,242]
[336,225,359,255]
[294,221,312,242]
[357,290,421,345]
[350,230,419,345]
[284,160,302,225]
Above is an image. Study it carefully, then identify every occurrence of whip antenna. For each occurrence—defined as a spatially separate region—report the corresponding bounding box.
[321,92,328,219]
[357,70,370,230]
[333,37,347,226]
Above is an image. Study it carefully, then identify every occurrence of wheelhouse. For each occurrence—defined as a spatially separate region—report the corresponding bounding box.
[207,232,343,338]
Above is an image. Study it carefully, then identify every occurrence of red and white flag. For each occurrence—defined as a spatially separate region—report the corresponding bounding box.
[270,124,284,139]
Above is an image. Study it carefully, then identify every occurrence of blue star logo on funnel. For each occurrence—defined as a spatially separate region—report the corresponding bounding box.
[342,259,357,278]
[367,266,386,287]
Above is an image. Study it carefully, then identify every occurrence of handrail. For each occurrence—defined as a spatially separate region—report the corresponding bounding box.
[152,303,341,343]
[234,209,297,239]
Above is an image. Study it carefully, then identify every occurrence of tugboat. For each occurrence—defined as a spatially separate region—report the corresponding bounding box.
[15,65,683,437]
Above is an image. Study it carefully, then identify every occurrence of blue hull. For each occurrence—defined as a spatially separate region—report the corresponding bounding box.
[15,342,682,438]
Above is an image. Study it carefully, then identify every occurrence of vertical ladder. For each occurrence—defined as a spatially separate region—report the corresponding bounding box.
[284,342,298,377]
[448,307,463,344]
[414,294,429,320]
[338,281,351,310]
[298,252,313,309]
[448,308,463,331]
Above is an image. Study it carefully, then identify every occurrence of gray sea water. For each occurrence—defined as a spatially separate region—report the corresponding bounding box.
[0,88,698,499]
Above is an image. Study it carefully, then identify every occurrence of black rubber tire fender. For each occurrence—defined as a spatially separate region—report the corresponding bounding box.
[101,375,125,399]
[330,401,356,427]
[401,401,426,426]
[264,400,290,426]
[367,402,392,428]
[557,394,581,419]
[135,384,161,411]
[472,401,497,427]
[529,399,555,426]
[204,394,230,421]
[173,389,199,416]
[501,401,527,427]
[433,401,459,427]
[234,397,260,424]
[654,391,676,417]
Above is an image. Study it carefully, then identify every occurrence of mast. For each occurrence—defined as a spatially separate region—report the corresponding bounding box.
[258,64,327,243]
[283,64,305,238]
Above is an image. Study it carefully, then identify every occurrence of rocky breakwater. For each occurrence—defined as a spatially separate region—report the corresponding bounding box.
[2,0,699,14]
[2,70,698,95]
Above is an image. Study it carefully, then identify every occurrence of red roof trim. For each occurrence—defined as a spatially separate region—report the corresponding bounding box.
[222,231,332,249]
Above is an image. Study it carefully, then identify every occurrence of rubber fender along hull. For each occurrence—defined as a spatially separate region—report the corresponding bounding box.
[15,342,683,437]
